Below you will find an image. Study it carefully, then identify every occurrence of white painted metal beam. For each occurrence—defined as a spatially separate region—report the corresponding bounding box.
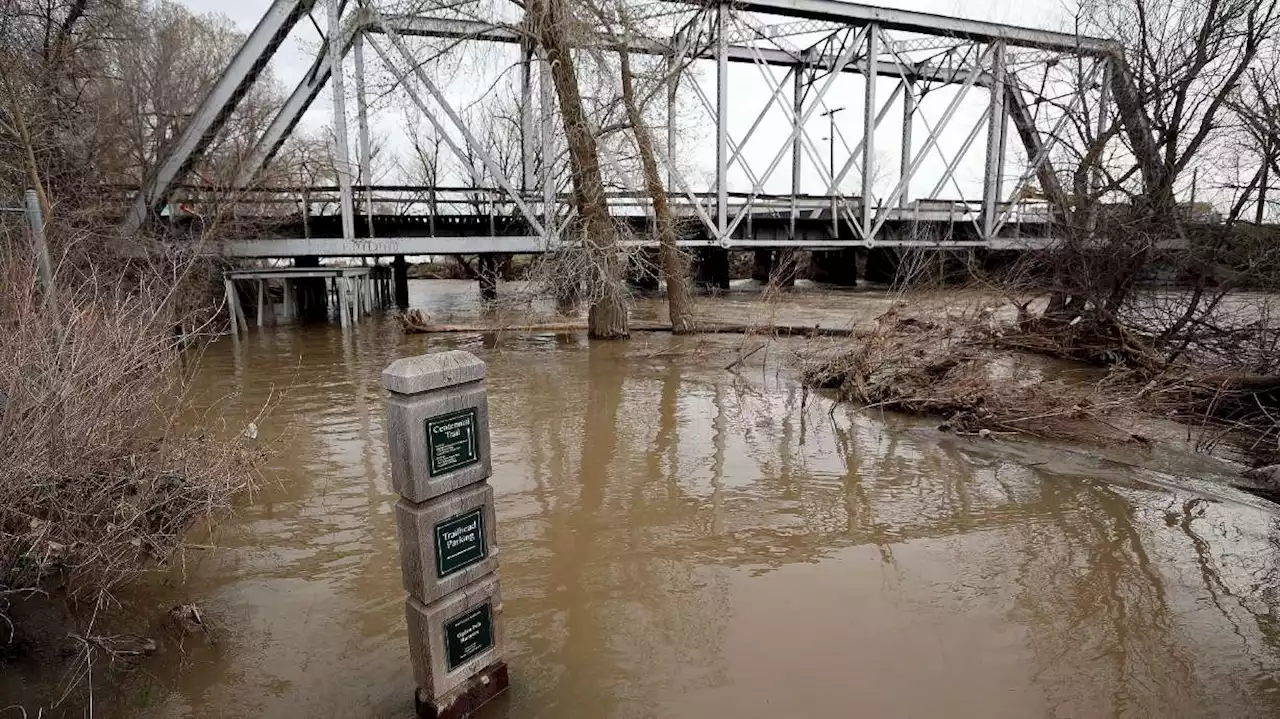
[217,233,1065,257]
[124,0,318,232]
[727,0,1116,54]
[237,11,365,187]
[375,15,983,85]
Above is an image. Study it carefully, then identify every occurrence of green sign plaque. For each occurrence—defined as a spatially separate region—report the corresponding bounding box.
[434,508,487,578]
[425,408,479,477]
[444,602,494,670]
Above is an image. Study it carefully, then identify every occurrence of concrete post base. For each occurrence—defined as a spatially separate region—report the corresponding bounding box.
[414,662,510,719]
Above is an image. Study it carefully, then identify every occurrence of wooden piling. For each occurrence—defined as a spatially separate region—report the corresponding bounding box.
[224,279,239,336]
[256,279,265,327]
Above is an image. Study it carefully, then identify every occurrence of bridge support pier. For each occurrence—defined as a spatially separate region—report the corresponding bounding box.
[694,248,730,291]
[393,255,410,309]
[809,250,859,286]
[751,250,773,284]
[295,256,330,320]
[864,249,899,284]
[478,255,499,302]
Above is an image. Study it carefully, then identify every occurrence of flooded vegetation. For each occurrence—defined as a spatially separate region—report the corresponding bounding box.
[5,281,1280,718]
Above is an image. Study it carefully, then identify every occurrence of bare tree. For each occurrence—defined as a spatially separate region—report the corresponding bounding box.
[1086,0,1280,222]
[526,0,630,338]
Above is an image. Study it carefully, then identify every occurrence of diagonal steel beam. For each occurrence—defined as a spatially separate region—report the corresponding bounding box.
[723,0,1116,55]
[124,0,319,232]
[366,6,545,238]
[733,26,868,237]
[237,9,365,187]
[722,26,866,241]
[365,37,480,190]
[871,45,990,238]
[1005,78,1070,215]
[375,15,981,85]
[991,61,1100,237]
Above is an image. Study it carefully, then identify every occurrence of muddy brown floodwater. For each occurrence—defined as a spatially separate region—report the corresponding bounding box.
[8,280,1280,718]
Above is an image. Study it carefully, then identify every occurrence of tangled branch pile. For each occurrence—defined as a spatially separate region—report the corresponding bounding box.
[0,246,264,631]
[801,306,1154,446]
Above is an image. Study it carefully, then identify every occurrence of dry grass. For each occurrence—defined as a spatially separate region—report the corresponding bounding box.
[0,241,266,636]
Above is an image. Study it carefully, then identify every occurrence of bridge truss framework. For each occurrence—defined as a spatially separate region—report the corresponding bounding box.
[124,0,1123,257]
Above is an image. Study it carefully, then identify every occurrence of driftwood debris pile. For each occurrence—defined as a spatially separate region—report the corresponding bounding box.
[398,309,853,338]
[800,309,1152,445]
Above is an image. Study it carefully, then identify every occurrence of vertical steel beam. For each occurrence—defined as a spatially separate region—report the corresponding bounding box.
[224,279,239,336]
[520,41,535,195]
[539,48,555,241]
[716,2,729,241]
[790,62,803,240]
[899,79,914,208]
[982,41,1007,240]
[353,29,375,238]
[715,5,730,240]
[861,23,878,240]
[328,0,356,243]
[1090,56,1111,232]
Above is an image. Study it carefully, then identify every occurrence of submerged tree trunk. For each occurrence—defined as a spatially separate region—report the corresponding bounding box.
[528,0,628,338]
[617,47,694,333]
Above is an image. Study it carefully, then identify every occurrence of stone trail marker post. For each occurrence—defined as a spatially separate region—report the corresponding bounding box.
[384,351,509,718]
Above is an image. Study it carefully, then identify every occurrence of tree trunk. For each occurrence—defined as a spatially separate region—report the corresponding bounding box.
[528,0,628,338]
[617,47,694,333]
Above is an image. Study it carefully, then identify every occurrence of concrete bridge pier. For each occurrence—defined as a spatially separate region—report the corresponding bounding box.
[393,255,410,309]
[750,249,798,288]
[751,250,773,284]
[809,249,859,286]
[864,249,899,284]
[694,248,730,291]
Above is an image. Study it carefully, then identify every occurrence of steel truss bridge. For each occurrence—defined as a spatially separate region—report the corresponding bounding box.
[124,0,1125,260]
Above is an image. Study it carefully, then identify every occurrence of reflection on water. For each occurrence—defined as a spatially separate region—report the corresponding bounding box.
[7,280,1280,718]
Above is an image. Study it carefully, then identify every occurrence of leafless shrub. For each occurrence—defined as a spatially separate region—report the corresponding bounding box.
[0,233,267,635]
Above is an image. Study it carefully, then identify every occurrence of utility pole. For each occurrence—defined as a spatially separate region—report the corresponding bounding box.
[820,107,845,231]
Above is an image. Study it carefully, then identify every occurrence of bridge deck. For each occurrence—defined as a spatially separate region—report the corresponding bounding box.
[220,207,1058,257]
